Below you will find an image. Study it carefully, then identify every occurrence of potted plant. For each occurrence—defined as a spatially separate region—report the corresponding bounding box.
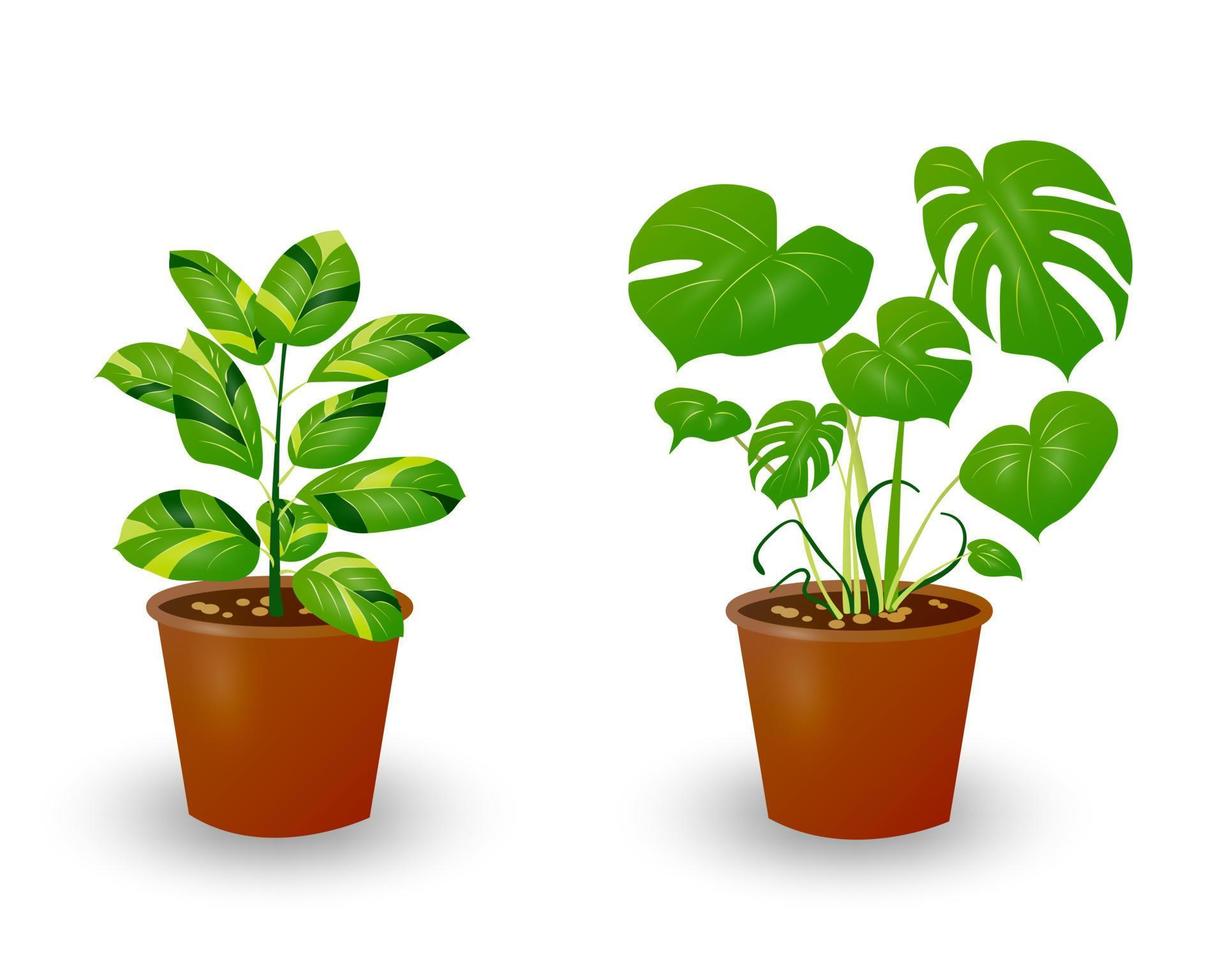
[98,231,469,837]
[627,141,1129,839]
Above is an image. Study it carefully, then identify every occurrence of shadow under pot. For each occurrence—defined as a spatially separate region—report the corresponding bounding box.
[727,581,992,840]
[146,576,411,838]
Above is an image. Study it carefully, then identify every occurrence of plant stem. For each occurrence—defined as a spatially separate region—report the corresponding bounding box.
[889,474,958,605]
[843,415,882,596]
[281,380,307,403]
[267,344,288,617]
[925,268,938,301]
[883,420,905,590]
[894,552,967,607]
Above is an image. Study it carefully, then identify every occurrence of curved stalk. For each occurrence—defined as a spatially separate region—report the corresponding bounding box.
[888,474,959,606]
[893,511,968,606]
[267,344,288,617]
[883,420,906,587]
[769,567,831,612]
[753,518,848,618]
[856,478,919,614]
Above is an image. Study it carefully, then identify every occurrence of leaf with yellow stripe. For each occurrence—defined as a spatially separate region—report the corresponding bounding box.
[256,500,328,562]
[172,331,263,477]
[253,231,360,347]
[97,342,177,412]
[116,490,261,580]
[169,250,273,364]
[288,382,388,468]
[310,314,469,382]
[293,552,404,641]
[297,457,464,533]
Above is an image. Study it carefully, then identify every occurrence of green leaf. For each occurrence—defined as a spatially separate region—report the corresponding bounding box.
[747,401,847,507]
[97,342,177,412]
[628,184,873,366]
[116,490,261,581]
[253,231,360,347]
[169,250,273,364]
[960,391,1117,539]
[967,538,1022,578]
[297,457,464,533]
[293,552,404,641]
[172,331,263,478]
[822,297,971,423]
[655,387,750,451]
[916,141,1132,377]
[288,382,388,468]
[311,314,469,382]
[256,500,328,563]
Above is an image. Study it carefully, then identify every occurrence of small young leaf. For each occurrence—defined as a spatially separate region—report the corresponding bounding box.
[172,331,263,478]
[169,251,272,364]
[98,343,177,412]
[253,231,360,347]
[288,382,388,469]
[298,457,464,533]
[967,538,1022,578]
[311,314,469,382]
[293,552,404,641]
[116,490,260,580]
[748,401,846,507]
[655,387,750,451]
[256,500,328,562]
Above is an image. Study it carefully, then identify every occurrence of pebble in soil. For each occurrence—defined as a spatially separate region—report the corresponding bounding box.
[750,593,975,630]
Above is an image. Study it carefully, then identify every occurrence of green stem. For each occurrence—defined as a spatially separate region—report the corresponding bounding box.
[844,416,882,596]
[281,380,308,403]
[736,435,819,580]
[925,268,938,301]
[889,475,958,605]
[883,421,905,589]
[894,551,968,607]
[267,344,288,617]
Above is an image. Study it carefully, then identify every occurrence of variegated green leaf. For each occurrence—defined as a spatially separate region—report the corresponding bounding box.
[310,314,470,382]
[172,331,263,477]
[97,342,177,412]
[254,231,360,347]
[256,500,328,562]
[288,382,388,469]
[297,457,464,533]
[169,250,273,364]
[116,490,260,581]
[293,552,404,641]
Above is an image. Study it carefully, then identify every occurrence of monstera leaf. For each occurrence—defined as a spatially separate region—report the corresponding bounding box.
[289,382,388,468]
[311,314,469,382]
[822,297,971,423]
[116,490,261,580]
[98,343,178,412]
[254,231,360,347]
[628,185,873,366]
[747,401,847,507]
[297,457,464,533]
[172,331,262,477]
[967,538,1022,578]
[655,387,750,451]
[293,552,404,641]
[256,500,328,563]
[960,391,1117,539]
[916,141,1132,377]
[169,250,272,364]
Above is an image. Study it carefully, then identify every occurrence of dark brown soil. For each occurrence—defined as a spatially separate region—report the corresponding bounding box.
[741,590,978,631]
[160,587,325,627]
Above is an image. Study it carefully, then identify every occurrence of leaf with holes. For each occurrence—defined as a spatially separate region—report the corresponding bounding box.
[748,401,847,507]
[297,457,464,533]
[628,184,873,366]
[293,552,404,641]
[256,500,328,562]
[311,314,469,382]
[823,297,971,423]
[98,342,178,412]
[960,391,1117,539]
[254,231,360,347]
[116,490,261,580]
[289,382,388,468]
[655,387,750,451]
[169,250,273,364]
[967,538,1022,578]
[916,140,1132,377]
[172,331,262,477]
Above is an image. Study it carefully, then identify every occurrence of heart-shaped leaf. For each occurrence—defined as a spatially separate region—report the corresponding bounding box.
[169,250,273,364]
[289,382,388,469]
[747,401,847,507]
[297,457,464,533]
[116,490,260,581]
[311,314,469,382]
[822,297,971,423]
[172,331,262,478]
[960,391,1117,539]
[916,141,1132,377]
[293,552,404,641]
[628,185,873,366]
[254,231,360,347]
[655,387,750,451]
[98,343,177,412]
[256,500,328,563]
[967,538,1022,578]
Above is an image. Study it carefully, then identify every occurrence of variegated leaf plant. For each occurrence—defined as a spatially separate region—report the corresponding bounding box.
[100,231,470,641]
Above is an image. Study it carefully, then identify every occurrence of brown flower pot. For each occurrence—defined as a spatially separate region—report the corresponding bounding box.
[146,576,412,838]
[727,582,992,839]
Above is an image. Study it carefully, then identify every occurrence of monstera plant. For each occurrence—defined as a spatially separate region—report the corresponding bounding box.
[629,141,1130,840]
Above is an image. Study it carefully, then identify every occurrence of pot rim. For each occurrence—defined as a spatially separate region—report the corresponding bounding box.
[146,575,413,640]
[726,581,991,644]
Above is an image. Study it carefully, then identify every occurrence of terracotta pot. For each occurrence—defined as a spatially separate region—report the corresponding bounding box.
[727,582,991,839]
[147,576,412,837]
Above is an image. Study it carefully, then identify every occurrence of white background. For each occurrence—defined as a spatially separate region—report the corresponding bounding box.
[3,1,1222,976]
